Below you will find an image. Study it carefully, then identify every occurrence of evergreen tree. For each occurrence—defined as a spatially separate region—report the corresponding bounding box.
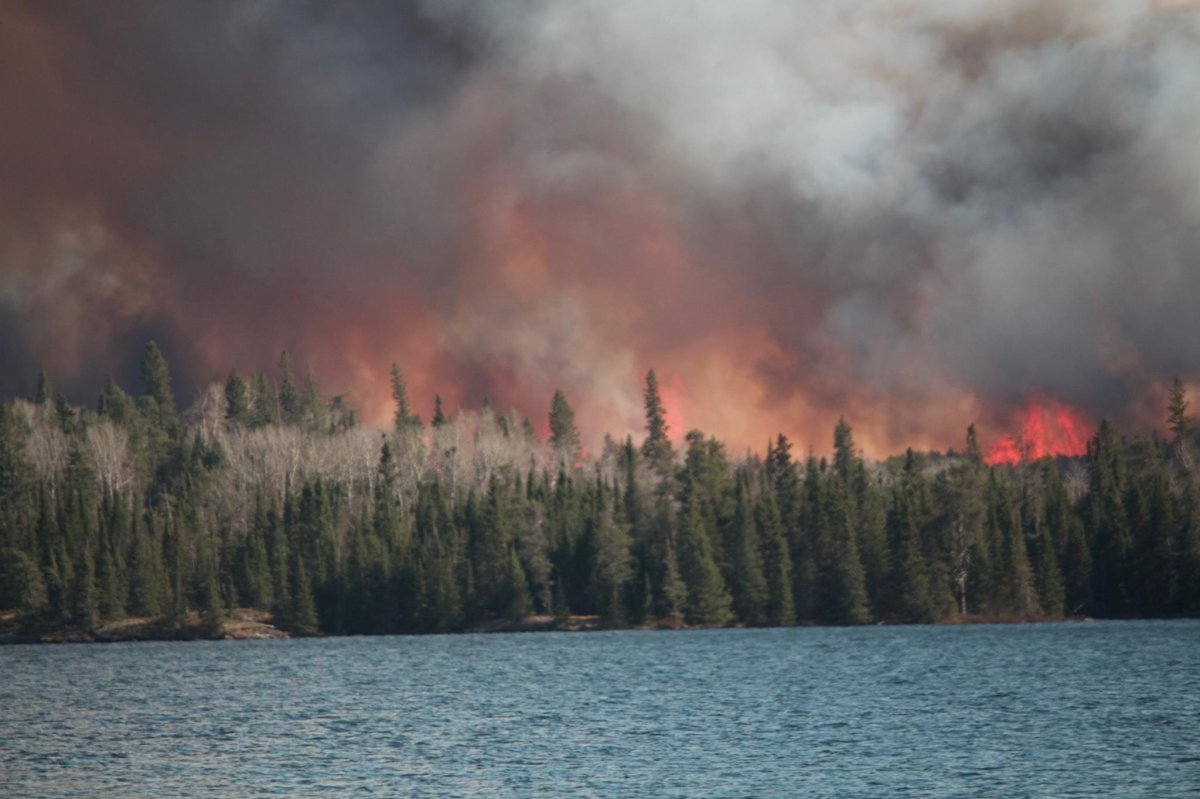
[287,553,319,635]
[658,538,687,627]
[1167,376,1192,469]
[1167,376,1192,443]
[249,372,277,428]
[278,351,301,426]
[822,478,871,624]
[549,389,582,465]
[72,549,99,633]
[833,417,856,482]
[139,341,177,428]
[1087,420,1132,615]
[886,450,932,622]
[34,369,52,406]
[727,474,768,624]
[590,512,633,624]
[432,395,447,428]
[641,370,673,475]
[755,479,795,626]
[676,475,733,626]
[224,369,250,426]
[390,364,421,432]
[0,547,48,622]
[200,560,226,635]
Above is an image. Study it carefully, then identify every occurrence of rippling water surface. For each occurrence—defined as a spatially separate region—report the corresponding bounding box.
[1,621,1197,797]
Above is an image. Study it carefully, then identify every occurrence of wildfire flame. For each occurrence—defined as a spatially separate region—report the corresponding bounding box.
[985,401,1089,466]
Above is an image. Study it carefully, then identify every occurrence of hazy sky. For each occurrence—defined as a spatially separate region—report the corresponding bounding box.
[2,0,1198,456]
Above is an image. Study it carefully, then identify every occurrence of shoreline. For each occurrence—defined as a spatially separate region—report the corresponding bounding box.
[0,608,1132,646]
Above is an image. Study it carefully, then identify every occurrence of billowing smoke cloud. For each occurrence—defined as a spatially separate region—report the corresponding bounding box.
[2,0,1198,456]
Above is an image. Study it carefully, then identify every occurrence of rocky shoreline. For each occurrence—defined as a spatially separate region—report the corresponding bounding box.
[0,608,290,645]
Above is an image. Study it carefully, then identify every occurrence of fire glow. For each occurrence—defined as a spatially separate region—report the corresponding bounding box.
[985,402,1089,466]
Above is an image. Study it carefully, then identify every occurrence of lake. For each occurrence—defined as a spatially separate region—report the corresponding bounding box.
[1,621,1197,797]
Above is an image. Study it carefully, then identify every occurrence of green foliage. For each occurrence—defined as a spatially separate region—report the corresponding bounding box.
[225,369,250,426]
[549,389,581,465]
[278,351,301,426]
[0,346,1196,643]
[1168,377,1192,442]
[431,395,447,428]
[139,342,176,428]
[390,364,422,433]
[34,369,52,406]
[640,370,673,475]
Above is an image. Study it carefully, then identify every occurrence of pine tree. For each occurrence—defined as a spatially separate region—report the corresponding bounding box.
[0,547,48,622]
[200,561,226,635]
[823,478,871,624]
[755,480,795,626]
[549,389,582,465]
[139,341,177,428]
[278,351,300,426]
[390,364,422,432]
[128,502,164,617]
[676,476,733,626]
[658,538,687,627]
[73,549,99,633]
[34,369,52,406]
[591,512,633,624]
[1167,377,1192,469]
[728,473,768,624]
[249,372,277,428]
[1168,377,1192,442]
[641,370,673,475]
[502,544,532,621]
[1087,420,1132,615]
[287,554,319,635]
[833,417,856,482]
[988,471,1036,615]
[887,450,932,622]
[432,395,447,428]
[224,369,250,426]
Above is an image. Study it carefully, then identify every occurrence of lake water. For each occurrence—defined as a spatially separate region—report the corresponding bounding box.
[1,621,1197,797]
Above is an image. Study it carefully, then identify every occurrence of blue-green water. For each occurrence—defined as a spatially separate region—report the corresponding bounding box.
[1,621,1197,797]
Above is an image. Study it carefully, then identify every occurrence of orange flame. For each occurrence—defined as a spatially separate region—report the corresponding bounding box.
[985,401,1089,466]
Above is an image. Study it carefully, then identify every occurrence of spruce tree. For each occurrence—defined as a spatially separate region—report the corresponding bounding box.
[823,478,871,624]
[139,341,177,428]
[432,395,447,428]
[1087,420,1132,615]
[676,476,733,626]
[755,480,795,626]
[728,473,768,624]
[34,369,52,406]
[886,450,932,622]
[224,369,250,426]
[278,351,301,426]
[390,364,422,432]
[249,372,277,428]
[549,389,582,465]
[287,554,319,635]
[641,370,673,475]
[658,538,687,627]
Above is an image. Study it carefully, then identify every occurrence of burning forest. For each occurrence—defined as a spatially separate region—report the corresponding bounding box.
[1,1,1200,638]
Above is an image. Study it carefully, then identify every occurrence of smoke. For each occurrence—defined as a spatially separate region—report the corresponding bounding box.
[1,0,1198,456]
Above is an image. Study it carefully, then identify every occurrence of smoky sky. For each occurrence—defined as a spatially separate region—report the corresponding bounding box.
[2,0,1199,456]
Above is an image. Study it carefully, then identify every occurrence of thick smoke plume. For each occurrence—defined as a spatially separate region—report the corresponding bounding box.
[2,0,1198,456]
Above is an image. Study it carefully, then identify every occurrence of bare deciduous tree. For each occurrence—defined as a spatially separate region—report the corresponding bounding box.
[86,420,132,497]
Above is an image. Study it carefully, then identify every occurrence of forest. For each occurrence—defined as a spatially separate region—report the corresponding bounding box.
[0,342,1197,640]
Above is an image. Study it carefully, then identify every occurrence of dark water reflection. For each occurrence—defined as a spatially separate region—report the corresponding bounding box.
[1,620,1197,797]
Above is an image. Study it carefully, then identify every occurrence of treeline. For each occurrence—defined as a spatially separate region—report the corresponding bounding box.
[1,344,1198,637]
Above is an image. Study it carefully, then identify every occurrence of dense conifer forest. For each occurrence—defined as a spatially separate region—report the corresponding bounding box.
[1,343,1197,640]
